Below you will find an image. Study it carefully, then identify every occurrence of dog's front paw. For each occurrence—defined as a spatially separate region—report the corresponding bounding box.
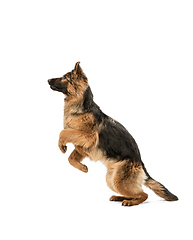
[61,145,67,153]
[81,164,88,173]
[58,139,67,153]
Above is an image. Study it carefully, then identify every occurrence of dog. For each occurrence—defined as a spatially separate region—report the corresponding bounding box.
[48,62,178,206]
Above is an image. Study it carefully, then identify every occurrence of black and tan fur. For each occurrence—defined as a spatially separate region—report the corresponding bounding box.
[48,62,178,206]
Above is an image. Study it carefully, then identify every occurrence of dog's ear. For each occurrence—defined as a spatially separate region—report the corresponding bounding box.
[73,62,86,78]
[74,62,81,73]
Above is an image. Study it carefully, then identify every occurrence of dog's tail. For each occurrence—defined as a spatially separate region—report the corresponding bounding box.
[143,168,178,201]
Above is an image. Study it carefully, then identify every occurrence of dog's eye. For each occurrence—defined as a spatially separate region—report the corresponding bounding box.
[61,77,68,83]
[65,76,72,84]
[62,76,72,84]
[69,76,72,84]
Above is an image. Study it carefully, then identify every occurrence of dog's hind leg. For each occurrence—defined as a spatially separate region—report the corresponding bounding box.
[106,160,148,207]
[121,192,148,206]
[68,148,88,173]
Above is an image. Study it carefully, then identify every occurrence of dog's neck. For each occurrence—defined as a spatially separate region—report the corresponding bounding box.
[64,98,83,116]
[64,86,94,115]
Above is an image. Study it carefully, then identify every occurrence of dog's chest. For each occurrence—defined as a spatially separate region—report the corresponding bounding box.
[63,114,73,129]
[63,112,96,131]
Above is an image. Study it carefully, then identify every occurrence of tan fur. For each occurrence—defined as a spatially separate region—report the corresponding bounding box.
[64,112,96,131]
[68,148,88,173]
[59,129,98,153]
[105,160,148,206]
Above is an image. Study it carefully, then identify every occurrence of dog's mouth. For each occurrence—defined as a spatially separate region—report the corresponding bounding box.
[50,85,62,91]
[49,83,69,95]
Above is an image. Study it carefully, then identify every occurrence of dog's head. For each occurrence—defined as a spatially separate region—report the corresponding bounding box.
[48,62,88,99]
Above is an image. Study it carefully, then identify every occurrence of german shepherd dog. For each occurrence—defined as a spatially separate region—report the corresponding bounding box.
[48,62,178,206]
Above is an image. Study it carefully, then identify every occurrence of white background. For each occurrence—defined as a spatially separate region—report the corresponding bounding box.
[0,0,193,239]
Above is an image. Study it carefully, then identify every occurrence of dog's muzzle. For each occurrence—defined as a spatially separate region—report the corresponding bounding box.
[48,79,54,85]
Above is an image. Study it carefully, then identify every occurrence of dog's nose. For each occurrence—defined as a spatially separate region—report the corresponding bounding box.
[48,79,52,85]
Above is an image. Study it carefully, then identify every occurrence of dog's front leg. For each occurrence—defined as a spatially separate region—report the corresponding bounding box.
[58,129,76,153]
[58,131,68,154]
[58,129,97,172]
[68,148,88,173]
[58,129,97,153]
